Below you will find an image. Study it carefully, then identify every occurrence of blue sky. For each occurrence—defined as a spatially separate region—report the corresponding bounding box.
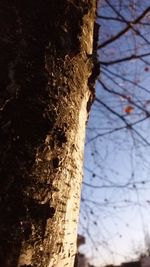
[78,1,150,266]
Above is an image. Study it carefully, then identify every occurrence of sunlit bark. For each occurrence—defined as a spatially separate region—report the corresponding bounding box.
[0,1,97,266]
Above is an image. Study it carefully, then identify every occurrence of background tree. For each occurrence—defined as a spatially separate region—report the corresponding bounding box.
[0,1,98,267]
[79,1,150,266]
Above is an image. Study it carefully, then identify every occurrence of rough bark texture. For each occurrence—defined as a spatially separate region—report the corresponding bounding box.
[0,1,97,266]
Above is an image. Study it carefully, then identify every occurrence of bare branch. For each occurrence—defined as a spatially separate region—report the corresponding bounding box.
[98,4,150,49]
[97,15,125,23]
[100,52,150,65]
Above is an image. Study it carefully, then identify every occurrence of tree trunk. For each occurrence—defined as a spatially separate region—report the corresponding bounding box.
[0,1,97,266]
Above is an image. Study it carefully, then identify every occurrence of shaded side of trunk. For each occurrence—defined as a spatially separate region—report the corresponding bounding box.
[0,1,97,266]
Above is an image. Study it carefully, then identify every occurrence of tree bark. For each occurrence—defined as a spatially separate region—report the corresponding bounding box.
[0,1,97,266]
